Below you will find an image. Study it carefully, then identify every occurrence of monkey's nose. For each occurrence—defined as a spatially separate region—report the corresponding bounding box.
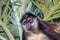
[26,24,31,29]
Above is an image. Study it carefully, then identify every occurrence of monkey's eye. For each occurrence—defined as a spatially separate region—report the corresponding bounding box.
[28,18,33,23]
[22,19,26,23]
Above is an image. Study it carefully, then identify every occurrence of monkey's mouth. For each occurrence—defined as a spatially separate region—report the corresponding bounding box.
[27,27,31,30]
[26,26,33,31]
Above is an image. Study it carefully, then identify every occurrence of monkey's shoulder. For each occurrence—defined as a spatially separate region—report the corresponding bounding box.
[42,21,60,34]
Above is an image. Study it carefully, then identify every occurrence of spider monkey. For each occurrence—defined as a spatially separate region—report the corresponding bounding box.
[20,12,60,40]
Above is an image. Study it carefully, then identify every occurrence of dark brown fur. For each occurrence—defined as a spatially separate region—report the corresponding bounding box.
[20,12,60,40]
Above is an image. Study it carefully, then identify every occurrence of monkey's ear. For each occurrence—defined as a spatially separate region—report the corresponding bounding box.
[51,24,60,34]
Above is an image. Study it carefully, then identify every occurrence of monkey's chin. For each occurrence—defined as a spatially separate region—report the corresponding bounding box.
[24,29,30,32]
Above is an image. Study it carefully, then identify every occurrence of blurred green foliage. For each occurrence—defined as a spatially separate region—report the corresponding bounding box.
[31,0,60,21]
[0,0,60,40]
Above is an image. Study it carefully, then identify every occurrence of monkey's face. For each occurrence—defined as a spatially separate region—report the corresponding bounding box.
[21,17,38,32]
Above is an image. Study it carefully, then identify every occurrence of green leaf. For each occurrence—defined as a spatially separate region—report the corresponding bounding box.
[32,0,48,18]
[49,13,60,20]
[43,2,60,21]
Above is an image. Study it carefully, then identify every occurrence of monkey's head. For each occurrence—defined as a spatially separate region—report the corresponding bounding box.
[20,13,39,32]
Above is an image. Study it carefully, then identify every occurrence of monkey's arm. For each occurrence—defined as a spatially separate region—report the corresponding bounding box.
[39,21,60,40]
